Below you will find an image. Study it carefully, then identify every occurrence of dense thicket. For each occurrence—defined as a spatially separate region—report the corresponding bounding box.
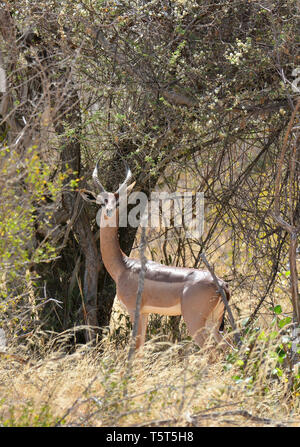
[0,0,299,345]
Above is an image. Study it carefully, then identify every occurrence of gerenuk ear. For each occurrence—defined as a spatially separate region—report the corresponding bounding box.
[79,189,97,203]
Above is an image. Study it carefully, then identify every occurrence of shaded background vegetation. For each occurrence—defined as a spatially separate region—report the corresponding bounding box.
[0,0,299,352]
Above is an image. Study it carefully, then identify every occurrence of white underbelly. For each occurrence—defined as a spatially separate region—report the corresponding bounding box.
[142,303,181,316]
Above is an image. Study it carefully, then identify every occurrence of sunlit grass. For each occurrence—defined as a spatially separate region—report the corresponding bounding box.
[0,309,299,427]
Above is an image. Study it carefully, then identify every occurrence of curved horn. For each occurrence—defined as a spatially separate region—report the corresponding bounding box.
[92,159,106,192]
[116,160,132,195]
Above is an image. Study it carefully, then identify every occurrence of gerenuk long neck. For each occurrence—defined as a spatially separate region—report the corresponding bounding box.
[99,213,126,282]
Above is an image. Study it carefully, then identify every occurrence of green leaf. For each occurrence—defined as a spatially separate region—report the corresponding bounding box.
[273,305,282,315]
[272,368,283,377]
[232,375,243,383]
[278,317,292,329]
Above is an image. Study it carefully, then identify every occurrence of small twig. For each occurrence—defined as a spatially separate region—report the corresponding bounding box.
[193,409,288,427]
[55,373,100,426]
[127,226,147,366]
[132,410,288,427]
[0,351,28,364]
[200,252,242,348]
[134,417,176,427]
[123,226,147,399]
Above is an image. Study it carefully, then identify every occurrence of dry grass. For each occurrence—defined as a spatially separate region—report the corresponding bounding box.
[0,308,299,427]
[1,259,299,427]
